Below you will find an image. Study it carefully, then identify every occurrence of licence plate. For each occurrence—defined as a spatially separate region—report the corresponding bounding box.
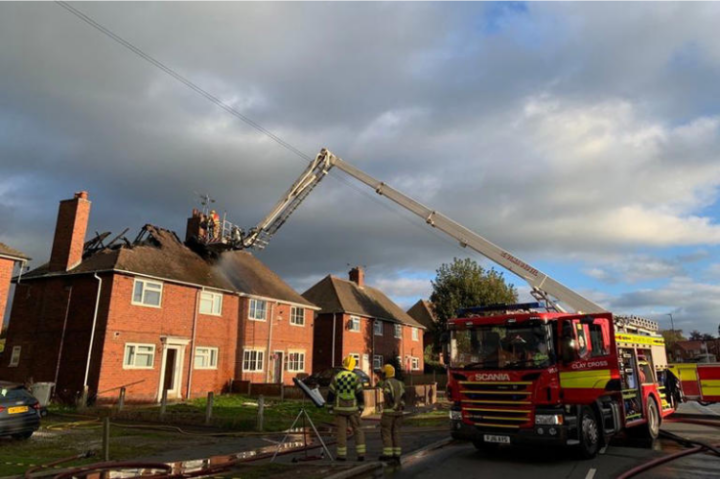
[8,406,29,414]
[483,434,510,444]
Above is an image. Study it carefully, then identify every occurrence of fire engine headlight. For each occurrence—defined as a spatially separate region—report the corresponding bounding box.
[450,410,462,421]
[535,414,564,425]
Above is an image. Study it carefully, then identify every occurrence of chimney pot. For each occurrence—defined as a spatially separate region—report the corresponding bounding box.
[349,266,365,287]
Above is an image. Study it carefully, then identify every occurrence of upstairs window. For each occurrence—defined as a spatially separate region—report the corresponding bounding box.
[412,327,419,341]
[394,324,403,339]
[348,316,361,332]
[374,321,384,336]
[132,279,163,307]
[249,299,267,321]
[199,291,223,316]
[290,307,305,326]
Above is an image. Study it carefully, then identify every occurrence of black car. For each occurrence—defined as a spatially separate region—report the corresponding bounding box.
[0,382,41,440]
[305,367,372,388]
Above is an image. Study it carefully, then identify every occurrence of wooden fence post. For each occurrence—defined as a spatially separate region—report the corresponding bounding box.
[117,387,126,412]
[205,392,214,425]
[256,395,264,432]
[102,417,110,461]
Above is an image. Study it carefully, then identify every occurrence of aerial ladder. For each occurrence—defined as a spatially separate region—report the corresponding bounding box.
[236,148,605,315]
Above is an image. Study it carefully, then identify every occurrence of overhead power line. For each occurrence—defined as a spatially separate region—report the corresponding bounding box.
[54,1,481,259]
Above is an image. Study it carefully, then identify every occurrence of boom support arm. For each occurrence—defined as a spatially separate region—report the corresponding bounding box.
[242,148,605,314]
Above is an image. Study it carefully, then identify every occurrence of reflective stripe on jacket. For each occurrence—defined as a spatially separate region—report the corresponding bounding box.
[381,377,405,415]
[329,370,363,412]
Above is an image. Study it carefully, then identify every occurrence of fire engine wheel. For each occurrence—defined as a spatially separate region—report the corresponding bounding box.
[578,406,600,459]
[645,398,660,440]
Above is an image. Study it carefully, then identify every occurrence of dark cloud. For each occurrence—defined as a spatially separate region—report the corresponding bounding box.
[2,2,720,334]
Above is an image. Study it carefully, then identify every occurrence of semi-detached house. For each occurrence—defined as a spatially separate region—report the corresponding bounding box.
[302,267,425,379]
[0,192,318,403]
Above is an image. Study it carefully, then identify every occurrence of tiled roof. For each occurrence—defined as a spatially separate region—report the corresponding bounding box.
[21,225,315,307]
[406,300,436,330]
[302,275,424,329]
[0,242,29,261]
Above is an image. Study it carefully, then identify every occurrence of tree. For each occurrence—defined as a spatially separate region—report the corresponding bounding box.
[429,257,518,343]
[689,330,703,341]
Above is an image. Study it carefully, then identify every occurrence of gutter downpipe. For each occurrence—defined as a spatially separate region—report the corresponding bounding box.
[186,287,202,399]
[82,273,102,405]
[266,302,275,383]
[54,285,73,389]
[332,313,337,367]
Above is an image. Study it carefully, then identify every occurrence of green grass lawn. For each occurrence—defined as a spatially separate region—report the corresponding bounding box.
[112,395,334,431]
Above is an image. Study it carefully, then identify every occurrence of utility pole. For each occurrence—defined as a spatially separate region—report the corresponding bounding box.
[666,313,676,335]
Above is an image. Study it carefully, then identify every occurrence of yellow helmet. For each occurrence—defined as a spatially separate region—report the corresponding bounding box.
[381,364,395,378]
[342,355,356,371]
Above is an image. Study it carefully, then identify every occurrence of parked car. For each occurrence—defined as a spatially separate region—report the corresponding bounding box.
[0,382,42,440]
[304,368,372,388]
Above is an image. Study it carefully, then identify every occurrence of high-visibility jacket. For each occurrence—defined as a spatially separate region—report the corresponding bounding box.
[328,370,364,413]
[381,377,405,416]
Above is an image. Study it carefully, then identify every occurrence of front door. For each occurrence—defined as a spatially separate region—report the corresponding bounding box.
[160,345,184,399]
[362,354,370,376]
[163,349,177,392]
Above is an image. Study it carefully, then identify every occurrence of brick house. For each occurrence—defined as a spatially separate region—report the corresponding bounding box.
[302,267,425,379]
[407,300,437,350]
[0,242,29,325]
[0,192,317,403]
[673,340,719,363]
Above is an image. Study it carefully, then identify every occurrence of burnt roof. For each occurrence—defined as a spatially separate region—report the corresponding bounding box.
[0,242,29,261]
[21,225,316,307]
[302,275,424,328]
[407,299,436,330]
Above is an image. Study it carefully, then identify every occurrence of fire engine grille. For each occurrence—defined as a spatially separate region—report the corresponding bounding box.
[458,381,533,429]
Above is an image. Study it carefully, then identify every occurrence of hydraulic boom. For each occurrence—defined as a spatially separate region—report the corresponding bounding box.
[240,148,605,314]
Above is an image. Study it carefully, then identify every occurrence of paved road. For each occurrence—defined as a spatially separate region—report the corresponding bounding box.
[388,420,720,479]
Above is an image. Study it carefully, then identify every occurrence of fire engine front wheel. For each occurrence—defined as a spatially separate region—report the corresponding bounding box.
[578,406,600,459]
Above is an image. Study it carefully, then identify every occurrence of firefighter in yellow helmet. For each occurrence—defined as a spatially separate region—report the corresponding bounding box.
[378,363,405,461]
[327,355,366,461]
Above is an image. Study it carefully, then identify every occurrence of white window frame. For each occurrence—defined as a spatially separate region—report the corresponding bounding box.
[411,357,420,371]
[290,307,305,326]
[394,324,403,339]
[242,349,265,372]
[199,291,223,316]
[8,346,21,367]
[194,346,219,369]
[123,343,156,369]
[286,351,306,372]
[350,353,361,366]
[131,278,163,308]
[373,354,383,370]
[412,327,419,341]
[348,316,361,332]
[374,320,383,336]
[248,298,267,321]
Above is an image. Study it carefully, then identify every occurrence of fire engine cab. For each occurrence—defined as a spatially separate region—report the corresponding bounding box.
[446,303,674,458]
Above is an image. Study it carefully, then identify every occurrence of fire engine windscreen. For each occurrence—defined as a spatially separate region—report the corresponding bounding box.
[450,321,555,370]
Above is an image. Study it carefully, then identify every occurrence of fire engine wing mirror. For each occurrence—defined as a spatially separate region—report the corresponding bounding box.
[440,332,450,365]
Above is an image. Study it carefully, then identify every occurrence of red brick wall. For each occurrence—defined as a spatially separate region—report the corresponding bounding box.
[98,275,239,402]
[49,192,91,272]
[0,259,14,324]
[237,298,315,385]
[311,313,424,377]
[0,274,109,401]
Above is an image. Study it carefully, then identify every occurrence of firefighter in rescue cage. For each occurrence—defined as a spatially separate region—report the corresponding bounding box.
[327,355,366,461]
[378,363,406,461]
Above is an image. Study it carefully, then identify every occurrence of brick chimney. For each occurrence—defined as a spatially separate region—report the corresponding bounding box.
[49,191,91,272]
[186,208,205,243]
[349,266,364,287]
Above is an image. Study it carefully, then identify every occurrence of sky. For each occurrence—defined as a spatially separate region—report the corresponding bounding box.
[1,2,720,336]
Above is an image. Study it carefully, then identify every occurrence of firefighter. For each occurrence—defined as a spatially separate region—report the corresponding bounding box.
[378,363,405,461]
[327,356,366,461]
